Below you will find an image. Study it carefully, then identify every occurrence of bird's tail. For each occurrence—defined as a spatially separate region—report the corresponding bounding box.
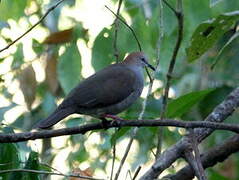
[33,107,75,129]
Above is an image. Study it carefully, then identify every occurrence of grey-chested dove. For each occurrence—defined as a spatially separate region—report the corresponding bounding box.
[35,52,155,129]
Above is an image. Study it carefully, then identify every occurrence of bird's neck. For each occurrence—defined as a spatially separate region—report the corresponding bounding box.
[125,64,144,79]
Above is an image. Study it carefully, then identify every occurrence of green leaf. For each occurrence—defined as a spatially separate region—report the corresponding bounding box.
[110,127,131,146]
[166,89,215,118]
[68,145,89,163]
[211,31,239,69]
[32,39,44,54]
[124,96,161,119]
[23,151,40,180]
[208,169,228,180]
[91,28,115,72]
[186,11,239,62]
[0,0,27,20]
[12,43,24,70]
[124,0,140,17]
[58,43,82,94]
[198,86,233,119]
[0,143,20,180]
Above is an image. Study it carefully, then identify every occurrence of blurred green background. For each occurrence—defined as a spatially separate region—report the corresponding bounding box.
[0,0,239,179]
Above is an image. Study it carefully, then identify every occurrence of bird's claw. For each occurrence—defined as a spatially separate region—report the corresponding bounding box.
[102,114,123,126]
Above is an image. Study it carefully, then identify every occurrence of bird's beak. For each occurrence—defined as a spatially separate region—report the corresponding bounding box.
[145,62,155,71]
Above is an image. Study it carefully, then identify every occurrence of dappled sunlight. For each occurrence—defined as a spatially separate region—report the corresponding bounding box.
[1,0,239,180]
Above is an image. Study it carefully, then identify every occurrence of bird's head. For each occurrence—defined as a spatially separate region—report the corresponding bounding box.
[123,52,155,71]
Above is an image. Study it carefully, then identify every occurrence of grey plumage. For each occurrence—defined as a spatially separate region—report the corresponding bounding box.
[34,52,154,129]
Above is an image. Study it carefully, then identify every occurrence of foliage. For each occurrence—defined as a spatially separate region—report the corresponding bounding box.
[0,0,239,179]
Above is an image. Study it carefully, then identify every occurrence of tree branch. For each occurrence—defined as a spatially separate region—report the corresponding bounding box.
[1,118,239,143]
[139,87,239,180]
[105,5,142,52]
[166,134,239,180]
[113,0,123,62]
[0,169,103,180]
[183,130,207,180]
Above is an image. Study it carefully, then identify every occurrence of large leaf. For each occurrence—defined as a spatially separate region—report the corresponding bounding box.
[0,0,27,20]
[23,151,40,180]
[124,96,162,119]
[211,31,239,69]
[91,24,140,72]
[166,89,215,118]
[198,86,233,119]
[58,43,82,94]
[0,142,20,180]
[186,11,239,62]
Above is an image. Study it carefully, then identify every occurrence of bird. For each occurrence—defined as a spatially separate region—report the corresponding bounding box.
[34,52,155,129]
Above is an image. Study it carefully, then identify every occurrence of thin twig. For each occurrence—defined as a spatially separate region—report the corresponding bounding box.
[190,129,207,180]
[184,150,204,180]
[155,0,165,158]
[160,0,184,119]
[39,162,64,176]
[105,5,142,52]
[184,129,207,180]
[113,0,123,62]
[114,132,135,180]
[0,0,66,53]
[162,0,177,14]
[0,169,103,180]
[132,166,141,180]
[110,141,116,180]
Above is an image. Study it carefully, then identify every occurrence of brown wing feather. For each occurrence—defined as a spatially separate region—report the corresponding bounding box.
[60,64,136,109]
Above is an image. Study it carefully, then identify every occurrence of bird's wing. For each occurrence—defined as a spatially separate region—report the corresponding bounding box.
[60,64,137,109]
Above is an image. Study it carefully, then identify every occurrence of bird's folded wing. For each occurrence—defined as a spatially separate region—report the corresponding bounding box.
[61,64,137,108]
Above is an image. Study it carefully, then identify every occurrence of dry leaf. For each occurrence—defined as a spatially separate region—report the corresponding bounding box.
[44,28,73,44]
[218,157,236,179]
[19,65,36,110]
[45,53,61,96]
[69,167,93,180]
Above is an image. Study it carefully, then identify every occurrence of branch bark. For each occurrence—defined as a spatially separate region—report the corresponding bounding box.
[166,134,239,180]
[1,118,239,143]
[139,87,239,180]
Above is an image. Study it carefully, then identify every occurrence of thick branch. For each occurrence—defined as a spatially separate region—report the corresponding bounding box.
[139,87,239,180]
[183,130,207,180]
[167,134,239,180]
[1,119,239,143]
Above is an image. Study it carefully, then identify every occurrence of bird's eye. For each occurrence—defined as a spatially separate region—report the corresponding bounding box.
[141,57,146,62]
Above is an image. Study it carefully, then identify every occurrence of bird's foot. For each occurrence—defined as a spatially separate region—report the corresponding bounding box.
[103,114,123,125]
[100,117,110,129]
